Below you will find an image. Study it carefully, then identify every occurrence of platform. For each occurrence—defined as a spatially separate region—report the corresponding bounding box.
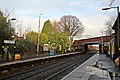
[0,52,80,67]
[62,53,120,80]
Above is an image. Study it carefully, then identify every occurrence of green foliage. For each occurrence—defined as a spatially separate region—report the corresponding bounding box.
[16,38,36,55]
[15,31,38,55]
[0,11,14,41]
[42,20,54,35]
[46,32,72,51]
[26,31,38,44]
[0,10,15,54]
[16,19,73,55]
[40,33,48,46]
[41,19,73,52]
[56,32,72,49]
[26,31,48,47]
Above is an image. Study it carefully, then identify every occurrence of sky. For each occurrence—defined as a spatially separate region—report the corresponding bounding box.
[0,0,120,40]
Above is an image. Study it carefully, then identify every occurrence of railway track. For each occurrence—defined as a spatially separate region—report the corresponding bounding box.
[0,51,95,80]
[45,52,95,80]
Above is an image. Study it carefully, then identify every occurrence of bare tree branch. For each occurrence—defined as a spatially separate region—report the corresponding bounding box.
[60,15,84,37]
[109,0,116,6]
[104,16,115,36]
[51,20,61,32]
[109,0,119,6]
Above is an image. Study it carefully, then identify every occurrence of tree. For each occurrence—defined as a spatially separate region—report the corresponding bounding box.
[16,38,37,55]
[17,31,38,55]
[54,32,72,52]
[26,31,38,44]
[15,21,31,37]
[51,20,61,32]
[60,15,84,37]
[40,33,48,46]
[42,20,54,35]
[41,20,72,52]
[0,10,15,44]
[109,0,119,6]
[41,20,54,45]
[0,10,15,55]
[105,17,115,36]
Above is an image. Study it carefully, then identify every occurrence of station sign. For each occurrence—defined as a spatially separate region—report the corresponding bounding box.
[4,40,15,44]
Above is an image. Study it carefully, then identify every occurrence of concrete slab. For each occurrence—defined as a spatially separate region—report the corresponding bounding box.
[62,54,120,80]
[89,75,110,80]
[69,72,84,78]
[80,72,91,80]
[63,77,80,80]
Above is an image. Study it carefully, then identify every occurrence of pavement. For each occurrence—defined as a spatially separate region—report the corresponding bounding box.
[62,53,120,80]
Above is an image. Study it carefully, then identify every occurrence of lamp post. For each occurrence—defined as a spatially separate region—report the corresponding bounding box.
[102,6,120,69]
[6,18,16,61]
[37,14,42,54]
[8,18,16,31]
[9,18,16,21]
[8,18,16,25]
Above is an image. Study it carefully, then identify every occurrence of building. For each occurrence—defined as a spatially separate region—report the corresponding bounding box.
[112,12,120,61]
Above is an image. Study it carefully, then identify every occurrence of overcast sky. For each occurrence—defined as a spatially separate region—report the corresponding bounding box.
[0,0,120,39]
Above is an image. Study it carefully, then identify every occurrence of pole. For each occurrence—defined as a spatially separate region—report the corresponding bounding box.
[102,31,104,54]
[117,7,120,70]
[101,29,104,54]
[37,16,40,54]
[37,14,42,54]
[102,6,120,69]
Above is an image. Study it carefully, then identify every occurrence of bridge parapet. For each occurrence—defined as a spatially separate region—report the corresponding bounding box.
[74,36,110,45]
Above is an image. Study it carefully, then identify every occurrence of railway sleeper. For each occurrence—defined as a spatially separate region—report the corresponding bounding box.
[0,52,84,78]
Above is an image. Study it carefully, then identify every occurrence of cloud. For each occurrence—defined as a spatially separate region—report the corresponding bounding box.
[0,0,119,39]
[83,24,104,36]
[17,17,49,32]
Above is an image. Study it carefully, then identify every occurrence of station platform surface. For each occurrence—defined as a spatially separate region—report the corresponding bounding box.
[0,52,80,67]
[62,53,120,80]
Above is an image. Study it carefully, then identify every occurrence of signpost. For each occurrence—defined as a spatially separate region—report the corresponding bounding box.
[2,40,16,62]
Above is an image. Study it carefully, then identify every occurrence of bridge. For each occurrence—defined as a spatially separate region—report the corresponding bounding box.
[73,36,110,52]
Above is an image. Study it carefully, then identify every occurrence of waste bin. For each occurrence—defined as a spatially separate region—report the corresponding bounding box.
[15,54,21,60]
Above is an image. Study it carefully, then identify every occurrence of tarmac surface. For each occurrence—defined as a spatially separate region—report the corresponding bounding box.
[62,53,120,80]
